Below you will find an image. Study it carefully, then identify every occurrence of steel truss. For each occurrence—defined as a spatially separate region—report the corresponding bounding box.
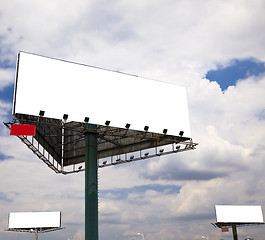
[4,114,197,175]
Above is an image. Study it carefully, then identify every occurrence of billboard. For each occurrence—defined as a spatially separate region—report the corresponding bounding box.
[13,51,191,137]
[215,205,264,224]
[8,211,61,229]
[7,51,197,174]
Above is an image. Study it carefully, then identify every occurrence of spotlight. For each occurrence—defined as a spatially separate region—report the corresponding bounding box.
[39,110,45,117]
[63,114,68,121]
[142,152,149,159]
[179,131,184,137]
[78,166,82,170]
[103,160,107,165]
[84,117,89,123]
[105,120,110,126]
[144,126,149,131]
[163,129,168,134]
[157,148,164,156]
[130,155,134,160]
[125,123,130,129]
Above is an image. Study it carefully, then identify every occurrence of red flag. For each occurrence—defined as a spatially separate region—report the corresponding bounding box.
[10,124,36,136]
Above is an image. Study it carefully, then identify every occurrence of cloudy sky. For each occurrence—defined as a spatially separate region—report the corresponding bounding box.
[1,0,265,240]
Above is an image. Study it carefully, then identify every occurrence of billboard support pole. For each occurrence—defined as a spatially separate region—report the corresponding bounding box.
[34,228,38,240]
[84,123,98,240]
[232,224,238,240]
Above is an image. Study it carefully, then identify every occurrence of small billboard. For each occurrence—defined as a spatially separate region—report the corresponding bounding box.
[215,205,264,224]
[8,211,61,230]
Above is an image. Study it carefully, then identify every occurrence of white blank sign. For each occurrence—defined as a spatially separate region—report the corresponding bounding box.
[13,52,191,137]
[8,212,61,229]
[215,205,264,223]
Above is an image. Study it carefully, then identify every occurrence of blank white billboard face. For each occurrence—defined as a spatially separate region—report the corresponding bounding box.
[8,212,61,229]
[14,52,191,137]
[215,205,264,223]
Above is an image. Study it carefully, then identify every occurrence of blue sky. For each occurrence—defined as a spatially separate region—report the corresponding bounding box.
[0,84,13,103]
[206,58,265,91]
[0,152,12,161]
[0,1,265,240]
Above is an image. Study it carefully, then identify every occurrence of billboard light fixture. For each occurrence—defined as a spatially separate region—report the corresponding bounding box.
[144,126,149,131]
[103,160,107,165]
[63,114,68,121]
[78,166,82,170]
[176,145,180,150]
[105,120,110,126]
[163,129,168,134]
[125,123,130,129]
[157,148,164,156]
[130,155,134,160]
[84,117,89,123]
[39,110,45,117]
[142,152,149,159]
[179,130,184,137]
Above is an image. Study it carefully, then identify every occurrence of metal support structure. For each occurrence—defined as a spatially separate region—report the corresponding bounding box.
[84,123,98,240]
[232,224,238,240]
[3,121,197,175]
[34,229,38,240]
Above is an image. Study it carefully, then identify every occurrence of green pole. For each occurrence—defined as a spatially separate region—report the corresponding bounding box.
[232,224,238,240]
[84,123,98,240]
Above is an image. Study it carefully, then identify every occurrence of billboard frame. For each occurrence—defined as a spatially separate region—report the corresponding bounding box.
[214,205,264,227]
[213,205,264,240]
[6,211,63,234]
